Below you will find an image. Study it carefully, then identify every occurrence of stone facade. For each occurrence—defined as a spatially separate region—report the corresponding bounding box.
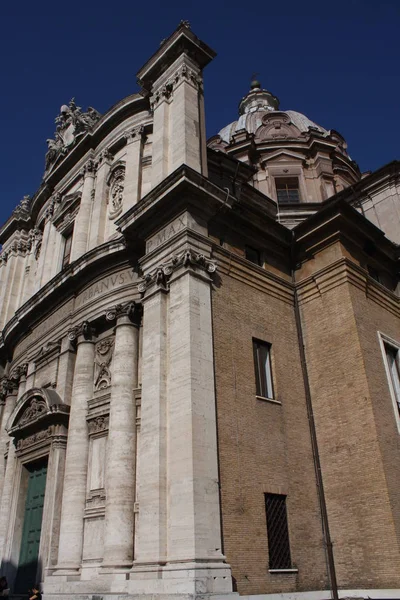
[1,19,400,600]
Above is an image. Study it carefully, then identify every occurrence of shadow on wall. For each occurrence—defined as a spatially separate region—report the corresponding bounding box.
[0,557,43,598]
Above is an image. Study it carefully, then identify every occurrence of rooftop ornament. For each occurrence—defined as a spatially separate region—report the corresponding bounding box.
[44,99,101,176]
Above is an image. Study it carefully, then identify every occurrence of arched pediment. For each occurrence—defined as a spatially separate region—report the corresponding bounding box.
[7,387,70,437]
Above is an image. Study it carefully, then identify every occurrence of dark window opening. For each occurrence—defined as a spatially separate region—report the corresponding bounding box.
[245,245,261,266]
[275,177,300,204]
[62,231,73,269]
[265,493,292,570]
[253,339,274,399]
[385,343,400,416]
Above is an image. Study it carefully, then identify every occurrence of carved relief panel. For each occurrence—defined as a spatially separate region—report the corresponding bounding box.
[107,165,125,220]
[94,337,114,392]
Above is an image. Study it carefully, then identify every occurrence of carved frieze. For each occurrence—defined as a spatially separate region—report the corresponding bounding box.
[44,99,101,176]
[87,415,109,435]
[94,338,114,392]
[138,248,217,294]
[19,398,47,426]
[16,427,52,450]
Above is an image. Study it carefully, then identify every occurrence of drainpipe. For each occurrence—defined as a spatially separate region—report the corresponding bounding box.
[291,231,339,600]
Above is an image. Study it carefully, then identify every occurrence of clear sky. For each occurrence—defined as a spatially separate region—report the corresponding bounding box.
[1,0,399,227]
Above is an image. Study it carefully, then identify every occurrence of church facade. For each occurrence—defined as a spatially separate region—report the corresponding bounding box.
[1,21,400,600]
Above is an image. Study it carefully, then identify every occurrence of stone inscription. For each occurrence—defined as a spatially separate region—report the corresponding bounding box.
[76,269,136,308]
[146,214,188,253]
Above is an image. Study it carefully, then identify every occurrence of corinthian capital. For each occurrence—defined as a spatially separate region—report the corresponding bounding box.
[80,159,96,178]
[68,320,96,342]
[10,363,28,383]
[105,300,142,326]
[124,125,145,144]
[0,377,17,402]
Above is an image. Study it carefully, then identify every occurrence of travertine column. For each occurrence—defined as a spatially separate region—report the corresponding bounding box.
[0,383,18,558]
[0,379,18,501]
[135,286,168,564]
[88,151,112,250]
[56,321,95,572]
[70,160,96,262]
[151,96,170,188]
[102,301,141,569]
[123,127,144,210]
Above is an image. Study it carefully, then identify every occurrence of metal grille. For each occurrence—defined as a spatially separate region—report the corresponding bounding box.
[265,493,292,569]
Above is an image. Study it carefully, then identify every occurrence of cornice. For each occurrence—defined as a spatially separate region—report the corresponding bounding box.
[296,257,400,318]
[0,237,130,361]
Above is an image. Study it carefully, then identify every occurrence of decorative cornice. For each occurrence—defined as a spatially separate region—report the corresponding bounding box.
[105,300,143,326]
[67,320,95,342]
[138,248,216,294]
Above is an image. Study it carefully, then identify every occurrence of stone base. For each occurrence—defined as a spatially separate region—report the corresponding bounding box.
[44,561,237,600]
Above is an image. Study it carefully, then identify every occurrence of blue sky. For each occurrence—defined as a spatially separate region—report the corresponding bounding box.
[1,0,399,226]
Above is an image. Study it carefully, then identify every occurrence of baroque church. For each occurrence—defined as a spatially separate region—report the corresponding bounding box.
[1,21,400,600]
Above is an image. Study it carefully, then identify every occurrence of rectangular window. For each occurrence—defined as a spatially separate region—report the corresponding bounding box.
[62,231,73,269]
[385,343,400,416]
[253,339,274,399]
[275,177,300,204]
[245,245,261,266]
[265,493,292,570]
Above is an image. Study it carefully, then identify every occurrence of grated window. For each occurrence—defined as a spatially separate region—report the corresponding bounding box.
[265,493,292,569]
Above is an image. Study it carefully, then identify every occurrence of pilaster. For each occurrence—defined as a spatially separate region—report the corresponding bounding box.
[88,150,112,250]
[124,126,145,210]
[70,159,96,262]
[0,380,18,559]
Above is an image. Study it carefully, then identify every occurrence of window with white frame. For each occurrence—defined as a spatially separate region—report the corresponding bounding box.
[379,333,400,431]
[253,339,274,399]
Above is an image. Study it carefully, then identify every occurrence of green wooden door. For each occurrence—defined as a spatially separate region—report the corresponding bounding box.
[15,461,48,593]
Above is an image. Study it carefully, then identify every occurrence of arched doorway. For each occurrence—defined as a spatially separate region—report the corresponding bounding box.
[3,388,70,593]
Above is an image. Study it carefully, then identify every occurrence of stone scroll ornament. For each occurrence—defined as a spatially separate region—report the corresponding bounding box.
[138,248,217,294]
[94,338,114,391]
[67,320,96,342]
[44,99,101,175]
[105,300,143,327]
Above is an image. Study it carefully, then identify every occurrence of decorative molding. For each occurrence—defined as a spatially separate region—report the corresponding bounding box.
[138,248,216,294]
[150,63,203,110]
[44,99,101,176]
[87,415,109,434]
[34,340,62,363]
[96,149,113,166]
[105,300,142,326]
[13,195,32,220]
[108,165,125,220]
[94,337,114,392]
[67,320,95,342]
[16,427,52,450]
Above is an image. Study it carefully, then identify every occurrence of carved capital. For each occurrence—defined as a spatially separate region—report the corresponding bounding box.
[138,249,216,295]
[124,125,145,144]
[96,149,113,166]
[10,363,28,383]
[105,300,142,326]
[0,377,18,402]
[80,159,97,178]
[68,320,95,342]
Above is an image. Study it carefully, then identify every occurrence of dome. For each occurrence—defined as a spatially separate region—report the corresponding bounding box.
[217,83,329,144]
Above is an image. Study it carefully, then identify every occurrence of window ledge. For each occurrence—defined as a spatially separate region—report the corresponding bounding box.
[269,568,298,574]
[256,395,282,405]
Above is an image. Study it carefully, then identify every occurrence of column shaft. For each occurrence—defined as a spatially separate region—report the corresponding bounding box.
[124,132,143,211]
[0,393,18,560]
[103,316,139,568]
[135,291,168,563]
[88,159,109,250]
[0,392,17,502]
[56,337,94,571]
